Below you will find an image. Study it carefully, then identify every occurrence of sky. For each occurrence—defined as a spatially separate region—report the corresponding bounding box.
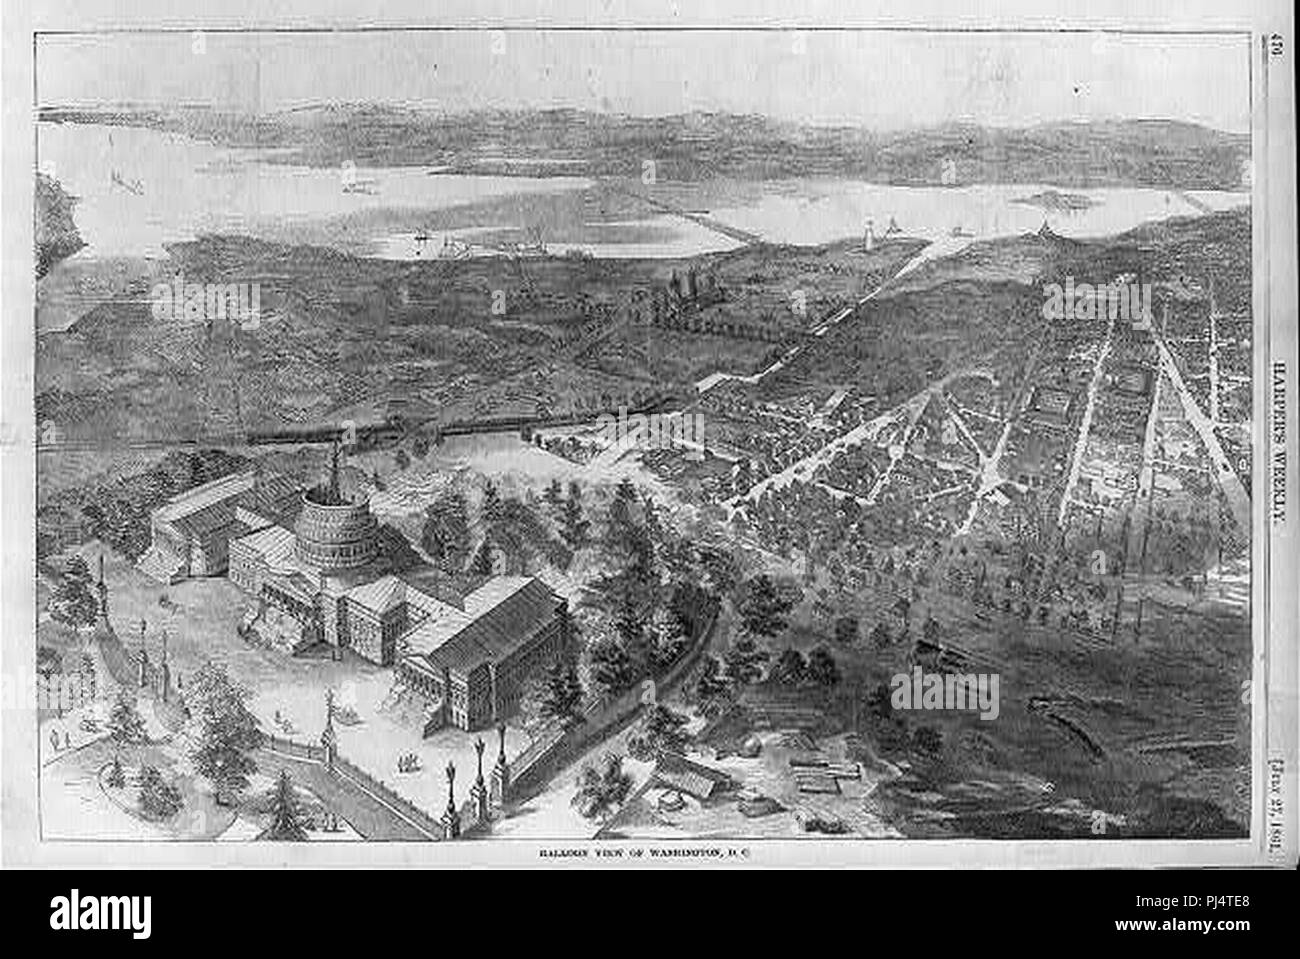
[36,29,1252,133]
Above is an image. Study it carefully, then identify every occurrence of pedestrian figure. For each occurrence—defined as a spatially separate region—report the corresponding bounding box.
[50,728,60,752]
[64,731,71,750]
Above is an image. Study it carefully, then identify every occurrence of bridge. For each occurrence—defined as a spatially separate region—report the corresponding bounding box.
[605,183,764,247]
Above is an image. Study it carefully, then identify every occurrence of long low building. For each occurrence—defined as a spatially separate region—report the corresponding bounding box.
[397,577,571,732]
[137,470,302,583]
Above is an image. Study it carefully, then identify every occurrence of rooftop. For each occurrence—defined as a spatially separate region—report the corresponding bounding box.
[154,470,256,524]
[346,574,407,616]
[231,524,298,570]
[652,753,734,801]
[401,577,561,676]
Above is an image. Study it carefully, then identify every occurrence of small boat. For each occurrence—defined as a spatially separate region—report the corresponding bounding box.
[110,169,144,196]
[950,225,974,238]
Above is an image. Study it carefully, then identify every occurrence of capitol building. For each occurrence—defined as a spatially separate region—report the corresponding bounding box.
[139,454,570,731]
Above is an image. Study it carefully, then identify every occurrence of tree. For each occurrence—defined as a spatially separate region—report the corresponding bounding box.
[469,540,496,576]
[922,615,941,645]
[263,770,309,841]
[543,479,564,515]
[106,756,126,788]
[866,682,895,721]
[560,483,589,550]
[137,765,182,820]
[772,648,808,685]
[394,449,410,471]
[693,655,731,712]
[628,704,691,760]
[480,481,502,524]
[614,594,652,677]
[538,659,584,727]
[421,492,471,572]
[834,616,859,645]
[723,634,769,687]
[641,493,664,543]
[411,434,430,459]
[108,689,147,748]
[572,753,633,820]
[807,646,841,687]
[189,661,263,805]
[739,575,795,638]
[37,646,63,683]
[865,682,912,751]
[48,555,99,628]
[869,622,892,649]
[588,638,634,699]
[648,606,688,671]
[913,725,943,756]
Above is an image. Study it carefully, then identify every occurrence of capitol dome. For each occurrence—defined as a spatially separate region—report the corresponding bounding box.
[294,486,379,571]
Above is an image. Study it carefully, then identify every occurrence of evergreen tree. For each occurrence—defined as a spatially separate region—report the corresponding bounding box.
[49,555,99,628]
[138,765,183,820]
[723,634,769,687]
[738,574,795,638]
[107,689,147,747]
[106,755,126,788]
[806,646,842,687]
[263,769,309,841]
[189,662,263,805]
[627,704,691,760]
[560,483,590,550]
[543,479,564,514]
[480,481,502,524]
[772,647,808,685]
[648,605,688,670]
[538,659,585,727]
[614,594,652,677]
[421,492,472,572]
[693,655,731,713]
[469,540,495,576]
[588,638,634,699]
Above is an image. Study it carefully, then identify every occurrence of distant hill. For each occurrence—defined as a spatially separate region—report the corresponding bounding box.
[886,206,1250,295]
[38,106,1249,190]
